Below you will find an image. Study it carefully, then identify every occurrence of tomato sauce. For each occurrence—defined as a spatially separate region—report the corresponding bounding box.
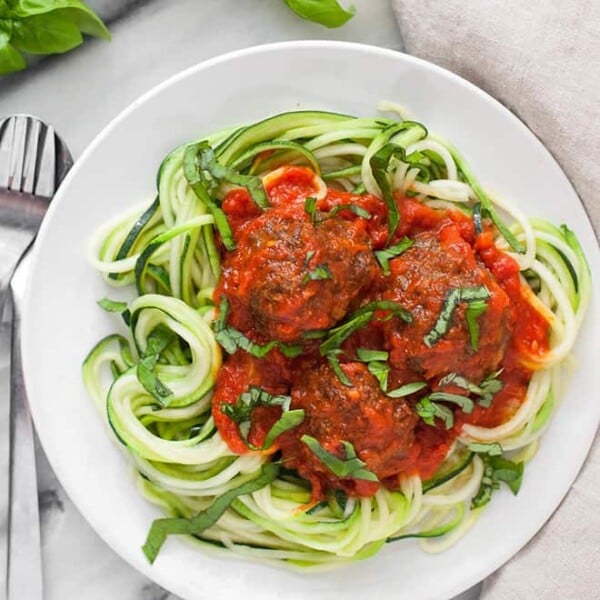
[211,166,550,499]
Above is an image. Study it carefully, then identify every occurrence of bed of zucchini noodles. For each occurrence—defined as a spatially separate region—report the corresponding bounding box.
[83,105,590,568]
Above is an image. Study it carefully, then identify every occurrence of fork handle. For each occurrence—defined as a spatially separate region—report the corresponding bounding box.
[6,288,43,600]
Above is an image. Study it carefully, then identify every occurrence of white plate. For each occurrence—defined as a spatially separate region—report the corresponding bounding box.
[23,41,600,600]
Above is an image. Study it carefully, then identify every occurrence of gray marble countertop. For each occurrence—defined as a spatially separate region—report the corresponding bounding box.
[0,1,480,598]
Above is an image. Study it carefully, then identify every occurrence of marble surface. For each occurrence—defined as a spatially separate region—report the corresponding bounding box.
[0,2,482,599]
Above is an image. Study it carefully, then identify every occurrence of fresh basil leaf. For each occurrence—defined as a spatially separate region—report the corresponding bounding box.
[304,196,317,222]
[386,381,427,398]
[416,397,454,429]
[212,297,301,358]
[327,352,352,386]
[301,435,378,481]
[183,142,236,250]
[302,263,332,284]
[97,297,128,313]
[0,38,25,75]
[356,348,389,362]
[429,391,474,414]
[262,409,305,450]
[367,361,389,392]
[471,455,523,508]
[375,237,413,275]
[137,357,173,406]
[222,386,302,449]
[142,462,279,563]
[319,300,411,356]
[0,16,11,44]
[283,0,355,28]
[11,1,110,40]
[197,143,269,209]
[303,249,316,267]
[423,286,490,347]
[465,299,487,350]
[438,370,503,408]
[11,12,82,53]
[467,442,503,456]
[370,144,402,240]
[327,203,371,220]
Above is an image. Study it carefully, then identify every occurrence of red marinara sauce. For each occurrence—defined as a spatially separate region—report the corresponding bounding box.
[211,166,551,499]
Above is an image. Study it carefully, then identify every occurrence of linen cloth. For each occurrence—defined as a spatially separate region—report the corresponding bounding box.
[391,1,600,598]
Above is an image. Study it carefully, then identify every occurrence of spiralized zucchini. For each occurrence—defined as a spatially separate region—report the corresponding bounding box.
[83,106,590,568]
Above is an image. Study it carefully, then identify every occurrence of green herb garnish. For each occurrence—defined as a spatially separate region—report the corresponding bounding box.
[302,263,332,284]
[213,297,302,358]
[375,237,413,275]
[471,455,524,508]
[221,386,304,449]
[142,462,279,563]
[386,381,427,398]
[135,327,176,406]
[0,0,110,76]
[301,436,378,481]
[283,0,355,28]
[423,286,491,347]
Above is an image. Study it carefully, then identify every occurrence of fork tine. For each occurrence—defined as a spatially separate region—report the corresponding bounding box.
[22,118,41,195]
[8,116,28,192]
[0,116,15,189]
[35,124,56,198]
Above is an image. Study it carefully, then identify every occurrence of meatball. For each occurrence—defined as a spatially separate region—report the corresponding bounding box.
[383,223,511,383]
[279,362,418,498]
[216,206,379,343]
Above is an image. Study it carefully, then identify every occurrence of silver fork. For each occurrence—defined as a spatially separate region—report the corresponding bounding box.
[0,115,72,600]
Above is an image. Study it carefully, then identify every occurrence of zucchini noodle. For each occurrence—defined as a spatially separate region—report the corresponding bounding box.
[83,108,590,568]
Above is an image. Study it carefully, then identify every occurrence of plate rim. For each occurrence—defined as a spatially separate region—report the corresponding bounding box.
[22,40,600,600]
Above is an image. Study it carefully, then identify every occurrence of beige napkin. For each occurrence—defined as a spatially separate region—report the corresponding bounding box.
[391,1,600,597]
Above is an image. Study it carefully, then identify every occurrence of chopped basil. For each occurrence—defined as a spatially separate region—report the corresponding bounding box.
[375,237,413,275]
[438,370,503,408]
[303,250,316,267]
[416,397,454,429]
[319,300,412,356]
[468,442,503,456]
[386,381,427,398]
[135,327,176,406]
[473,203,484,235]
[423,286,491,347]
[471,455,524,509]
[465,299,488,350]
[196,143,269,210]
[356,348,389,362]
[213,297,302,358]
[221,386,305,450]
[97,297,131,325]
[327,203,371,220]
[304,196,317,223]
[183,142,236,251]
[283,0,356,28]
[142,462,279,563]
[367,361,390,392]
[370,144,403,240]
[429,391,474,414]
[327,352,352,387]
[302,263,333,284]
[301,435,378,482]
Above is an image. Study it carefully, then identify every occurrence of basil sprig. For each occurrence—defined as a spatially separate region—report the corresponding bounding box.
[142,462,280,563]
[301,435,378,482]
[423,286,491,348]
[213,297,302,358]
[0,0,110,76]
[221,386,305,450]
[283,0,355,28]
